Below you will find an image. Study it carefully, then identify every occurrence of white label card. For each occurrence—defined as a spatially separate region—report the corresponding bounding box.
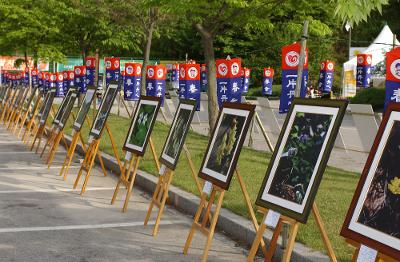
[202,181,213,195]
[159,164,167,176]
[71,129,76,136]
[264,210,280,228]
[88,135,94,144]
[357,245,378,262]
[125,151,132,161]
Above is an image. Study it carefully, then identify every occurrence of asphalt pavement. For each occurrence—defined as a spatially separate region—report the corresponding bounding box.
[0,126,251,262]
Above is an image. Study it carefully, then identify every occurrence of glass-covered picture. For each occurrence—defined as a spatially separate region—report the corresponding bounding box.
[123,96,161,155]
[256,99,347,223]
[341,103,400,260]
[199,103,255,190]
[160,100,196,169]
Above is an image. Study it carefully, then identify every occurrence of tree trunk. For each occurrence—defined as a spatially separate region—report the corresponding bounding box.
[24,51,29,68]
[140,21,155,95]
[196,24,219,132]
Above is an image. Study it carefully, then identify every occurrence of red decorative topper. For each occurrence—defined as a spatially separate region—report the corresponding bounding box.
[85,57,96,69]
[104,57,120,70]
[216,58,241,78]
[357,54,372,66]
[154,65,167,80]
[386,47,400,83]
[74,66,86,76]
[320,60,335,72]
[264,68,275,78]
[146,65,156,80]
[179,63,200,81]
[281,42,308,70]
[56,72,63,82]
[125,63,142,77]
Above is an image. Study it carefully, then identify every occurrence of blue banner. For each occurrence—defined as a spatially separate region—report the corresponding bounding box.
[124,76,141,101]
[385,80,400,111]
[318,71,334,93]
[356,66,372,88]
[262,77,273,95]
[86,68,95,86]
[279,69,308,113]
[217,78,242,107]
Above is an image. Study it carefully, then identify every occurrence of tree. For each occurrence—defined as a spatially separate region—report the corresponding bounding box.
[0,0,70,65]
[334,0,389,25]
[172,0,341,130]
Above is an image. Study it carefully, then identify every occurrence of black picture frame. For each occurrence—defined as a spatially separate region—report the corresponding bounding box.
[72,87,96,132]
[39,90,56,125]
[198,102,255,190]
[159,99,197,170]
[122,96,161,156]
[89,82,119,139]
[58,91,78,130]
[255,98,348,223]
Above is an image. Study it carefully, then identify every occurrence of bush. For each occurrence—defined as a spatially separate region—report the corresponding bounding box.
[350,88,385,111]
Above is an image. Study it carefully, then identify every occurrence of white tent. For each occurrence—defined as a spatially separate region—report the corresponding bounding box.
[342,25,399,97]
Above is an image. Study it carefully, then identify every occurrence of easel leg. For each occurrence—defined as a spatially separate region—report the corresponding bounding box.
[122,156,141,212]
[152,170,174,236]
[183,193,208,255]
[47,132,63,167]
[312,203,337,262]
[201,190,224,262]
[60,132,79,179]
[40,129,54,158]
[73,142,94,189]
[235,170,268,257]
[96,150,107,177]
[281,222,299,262]
[247,213,267,261]
[80,141,101,195]
[144,173,164,225]
[149,137,160,172]
[183,144,202,195]
[111,156,136,205]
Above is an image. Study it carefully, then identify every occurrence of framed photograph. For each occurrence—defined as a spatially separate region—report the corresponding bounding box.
[39,90,56,125]
[23,87,38,112]
[89,82,119,138]
[198,102,255,190]
[13,87,27,108]
[123,96,161,155]
[341,103,400,259]
[160,99,197,170]
[28,91,42,120]
[52,88,76,125]
[37,91,52,119]
[255,98,348,223]
[58,92,78,129]
[73,88,95,132]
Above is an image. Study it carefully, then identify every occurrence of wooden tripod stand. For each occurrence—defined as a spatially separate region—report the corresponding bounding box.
[183,184,225,262]
[73,123,122,195]
[247,203,337,262]
[111,137,160,212]
[58,116,107,180]
[183,169,269,262]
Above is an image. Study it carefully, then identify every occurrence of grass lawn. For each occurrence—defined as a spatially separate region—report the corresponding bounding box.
[60,107,357,261]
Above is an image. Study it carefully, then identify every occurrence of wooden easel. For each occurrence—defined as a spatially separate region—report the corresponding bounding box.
[247,202,337,262]
[43,110,77,166]
[59,115,107,180]
[110,137,160,212]
[183,169,269,261]
[143,165,175,236]
[21,95,42,142]
[346,239,397,262]
[73,123,122,195]
[1,88,18,123]
[183,183,225,262]
[7,89,27,130]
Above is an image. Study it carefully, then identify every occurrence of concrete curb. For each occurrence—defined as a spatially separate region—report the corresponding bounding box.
[61,134,330,262]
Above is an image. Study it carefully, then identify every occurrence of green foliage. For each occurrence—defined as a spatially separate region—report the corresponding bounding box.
[350,88,385,111]
[334,0,389,25]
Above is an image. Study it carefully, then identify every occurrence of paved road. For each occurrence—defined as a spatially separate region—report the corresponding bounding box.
[0,126,251,262]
